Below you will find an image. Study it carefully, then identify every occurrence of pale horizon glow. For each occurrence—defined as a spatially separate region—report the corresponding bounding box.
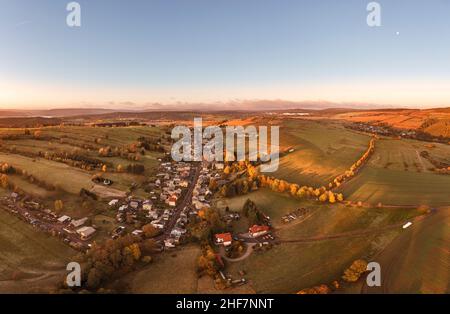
[1,77,450,110]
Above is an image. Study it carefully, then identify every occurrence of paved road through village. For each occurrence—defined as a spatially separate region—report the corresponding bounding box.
[156,162,201,241]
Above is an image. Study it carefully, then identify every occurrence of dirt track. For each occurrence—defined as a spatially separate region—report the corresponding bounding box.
[279,213,431,244]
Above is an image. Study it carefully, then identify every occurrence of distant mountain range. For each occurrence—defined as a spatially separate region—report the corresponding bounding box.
[0,108,119,118]
[138,100,404,112]
[0,100,447,118]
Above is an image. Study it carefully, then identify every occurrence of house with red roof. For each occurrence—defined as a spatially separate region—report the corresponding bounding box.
[248,225,270,238]
[214,232,232,246]
[168,195,177,207]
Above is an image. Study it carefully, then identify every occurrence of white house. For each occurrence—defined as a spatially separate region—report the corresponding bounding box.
[131,229,144,237]
[151,220,165,229]
[164,239,176,248]
[57,215,71,224]
[70,217,88,228]
[108,199,119,206]
[171,227,185,237]
[76,226,96,240]
[146,210,159,220]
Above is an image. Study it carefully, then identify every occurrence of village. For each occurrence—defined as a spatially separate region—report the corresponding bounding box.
[0,151,275,252]
[346,121,450,143]
[0,158,202,252]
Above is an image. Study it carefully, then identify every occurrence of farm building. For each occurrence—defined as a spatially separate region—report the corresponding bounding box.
[76,226,96,240]
[70,217,88,228]
[215,233,232,246]
[57,215,71,224]
[249,225,270,238]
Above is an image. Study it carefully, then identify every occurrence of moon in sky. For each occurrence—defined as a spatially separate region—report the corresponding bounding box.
[396,31,400,35]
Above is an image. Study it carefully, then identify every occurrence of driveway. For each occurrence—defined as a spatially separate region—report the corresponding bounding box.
[220,243,256,262]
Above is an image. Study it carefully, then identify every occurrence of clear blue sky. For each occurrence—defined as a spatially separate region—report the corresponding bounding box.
[1,0,450,108]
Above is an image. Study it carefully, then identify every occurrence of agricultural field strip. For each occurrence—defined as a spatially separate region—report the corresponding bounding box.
[0,208,71,261]
[279,218,411,243]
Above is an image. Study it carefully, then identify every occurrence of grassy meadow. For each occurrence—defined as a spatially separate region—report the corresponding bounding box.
[340,138,450,206]
[0,125,166,200]
[217,186,425,293]
[360,208,450,294]
[0,209,75,293]
[273,119,371,187]
[120,245,201,294]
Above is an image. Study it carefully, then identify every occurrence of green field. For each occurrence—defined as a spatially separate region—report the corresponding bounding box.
[269,119,450,206]
[3,138,160,173]
[218,188,424,293]
[340,138,450,206]
[273,119,371,187]
[0,209,75,293]
[0,125,166,198]
[0,118,447,294]
[121,245,201,293]
[0,152,131,198]
[7,174,55,198]
[1,126,164,176]
[361,208,450,294]
[227,235,393,293]
[40,125,164,146]
[215,189,304,229]
[0,152,96,194]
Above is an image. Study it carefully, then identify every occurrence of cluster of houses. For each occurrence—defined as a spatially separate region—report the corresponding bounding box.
[156,161,191,207]
[348,123,392,136]
[2,193,57,230]
[109,161,193,225]
[110,197,154,224]
[57,215,96,241]
[191,162,225,213]
[106,161,197,247]
[163,206,190,248]
[348,123,418,139]
[164,161,225,248]
[214,224,271,247]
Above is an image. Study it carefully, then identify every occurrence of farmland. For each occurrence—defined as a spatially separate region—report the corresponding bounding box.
[215,189,303,229]
[361,207,450,294]
[0,118,207,294]
[0,153,103,195]
[113,181,425,294]
[0,112,448,294]
[122,245,201,294]
[0,124,169,292]
[330,107,450,138]
[0,208,75,293]
[0,125,167,201]
[273,119,371,187]
[339,138,450,206]
[120,244,256,294]
[218,188,425,293]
